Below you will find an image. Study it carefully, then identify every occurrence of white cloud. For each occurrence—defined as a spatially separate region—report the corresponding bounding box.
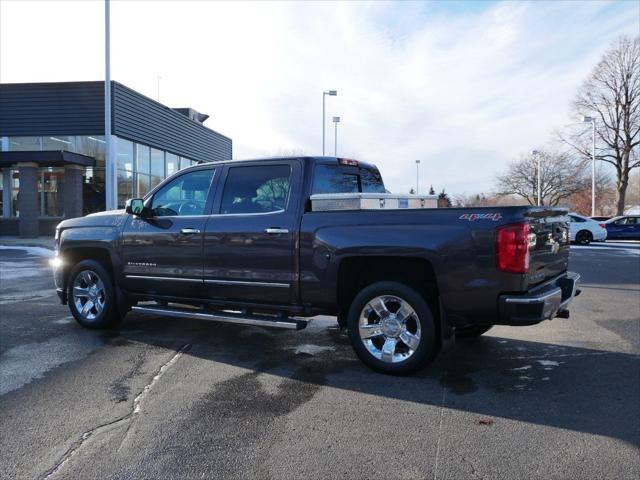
[1,0,638,195]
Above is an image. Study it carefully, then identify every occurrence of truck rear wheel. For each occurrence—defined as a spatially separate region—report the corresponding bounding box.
[346,281,437,375]
[67,260,123,329]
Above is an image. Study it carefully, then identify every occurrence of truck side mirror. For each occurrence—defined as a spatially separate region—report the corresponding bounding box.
[125,198,146,217]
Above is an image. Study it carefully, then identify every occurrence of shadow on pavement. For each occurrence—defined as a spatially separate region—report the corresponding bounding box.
[113,312,640,448]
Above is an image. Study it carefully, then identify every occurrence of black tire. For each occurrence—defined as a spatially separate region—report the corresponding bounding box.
[67,260,123,329]
[575,230,593,245]
[346,281,437,375]
[456,324,493,338]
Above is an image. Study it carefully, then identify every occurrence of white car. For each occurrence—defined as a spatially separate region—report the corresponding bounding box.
[568,213,607,244]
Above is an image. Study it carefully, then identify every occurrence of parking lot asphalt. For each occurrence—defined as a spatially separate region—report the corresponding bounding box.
[0,242,638,480]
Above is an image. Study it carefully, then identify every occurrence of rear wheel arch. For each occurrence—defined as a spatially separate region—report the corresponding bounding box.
[336,255,441,330]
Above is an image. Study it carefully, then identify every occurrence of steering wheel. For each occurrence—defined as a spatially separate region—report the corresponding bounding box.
[178,200,203,216]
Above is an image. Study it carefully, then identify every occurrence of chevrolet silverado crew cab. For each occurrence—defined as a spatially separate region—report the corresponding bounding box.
[53,156,580,374]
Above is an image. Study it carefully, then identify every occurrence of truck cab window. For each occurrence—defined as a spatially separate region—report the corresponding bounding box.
[221,165,291,214]
[312,164,358,194]
[359,167,386,193]
[150,169,214,217]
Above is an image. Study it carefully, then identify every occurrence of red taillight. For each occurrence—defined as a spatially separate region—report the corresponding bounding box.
[599,223,606,229]
[496,222,530,274]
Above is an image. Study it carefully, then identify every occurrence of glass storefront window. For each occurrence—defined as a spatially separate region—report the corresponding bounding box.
[136,144,150,175]
[75,136,106,169]
[43,136,74,151]
[38,167,64,217]
[117,169,134,209]
[84,168,105,215]
[116,137,134,171]
[151,148,164,188]
[11,170,19,217]
[166,153,179,177]
[9,137,41,151]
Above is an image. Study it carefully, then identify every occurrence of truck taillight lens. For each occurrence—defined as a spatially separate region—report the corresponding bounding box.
[496,223,530,274]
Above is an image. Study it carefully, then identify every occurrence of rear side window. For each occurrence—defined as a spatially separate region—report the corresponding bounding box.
[220,165,291,214]
[312,164,385,194]
[570,215,586,223]
[360,167,386,193]
[312,165,358,194]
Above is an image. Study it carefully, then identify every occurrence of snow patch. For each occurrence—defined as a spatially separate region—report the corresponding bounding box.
[292,344,335,356]
[511,365,532,371]
[536,360,560,367]
[0,245,54,257]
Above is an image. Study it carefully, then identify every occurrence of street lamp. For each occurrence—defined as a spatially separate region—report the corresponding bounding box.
[582,116,596,216]
[415,160,421,194]
[531,149,541,206]
[332,116,340,156]
[322,90,337,155]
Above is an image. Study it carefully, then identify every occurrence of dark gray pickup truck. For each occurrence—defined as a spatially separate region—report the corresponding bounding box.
[53,156,580,374]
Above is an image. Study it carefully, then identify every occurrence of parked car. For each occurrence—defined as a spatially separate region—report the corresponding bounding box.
[52,156,580,375]
[568,213,607,244]
[590,216,611,222]
[604,216,640,240]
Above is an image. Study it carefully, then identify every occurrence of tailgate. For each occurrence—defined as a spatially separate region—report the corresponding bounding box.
[525,210,571,287]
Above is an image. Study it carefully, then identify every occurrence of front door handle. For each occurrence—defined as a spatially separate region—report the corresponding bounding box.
[265,228,289,234]
[180,228,201,235]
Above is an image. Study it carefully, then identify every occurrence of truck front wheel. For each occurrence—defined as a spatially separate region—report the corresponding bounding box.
[346,281,437,375]
[67,260,123,329]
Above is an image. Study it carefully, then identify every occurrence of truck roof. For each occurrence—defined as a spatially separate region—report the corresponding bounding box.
[185,156,379,171]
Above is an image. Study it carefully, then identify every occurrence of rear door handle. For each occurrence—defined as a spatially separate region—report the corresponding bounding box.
[180,228,201,235]
[265,228,289,234]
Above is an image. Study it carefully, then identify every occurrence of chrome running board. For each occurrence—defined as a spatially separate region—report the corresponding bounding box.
[131,305,307,330]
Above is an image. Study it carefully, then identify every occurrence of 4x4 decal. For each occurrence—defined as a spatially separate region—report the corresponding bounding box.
[459,213,502,221]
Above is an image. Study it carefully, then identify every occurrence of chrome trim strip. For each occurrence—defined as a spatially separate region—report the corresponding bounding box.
[204,279,289,288]
[131,306,301,329]
[125,275,202,283]
[504,287,562,304]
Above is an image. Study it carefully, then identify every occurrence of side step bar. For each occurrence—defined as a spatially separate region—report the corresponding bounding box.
[131,305,308,330]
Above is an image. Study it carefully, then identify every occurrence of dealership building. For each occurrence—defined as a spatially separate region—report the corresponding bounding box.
[0,81,232,237]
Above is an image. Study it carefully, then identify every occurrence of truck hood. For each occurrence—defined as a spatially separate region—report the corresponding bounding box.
[56,209,128,230]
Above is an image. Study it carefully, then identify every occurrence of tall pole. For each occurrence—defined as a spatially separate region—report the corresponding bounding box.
[333,116,340,156]
[321,90,337,155]
[104,0,116,210]
[415,160,420,194]
[537,153,541,206]
[591,119,596,216]
[322,93,325,155]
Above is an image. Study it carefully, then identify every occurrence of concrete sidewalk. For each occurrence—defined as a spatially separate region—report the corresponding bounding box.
[0,236,55,250]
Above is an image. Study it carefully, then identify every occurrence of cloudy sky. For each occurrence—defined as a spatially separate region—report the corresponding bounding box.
[1,0,638,195]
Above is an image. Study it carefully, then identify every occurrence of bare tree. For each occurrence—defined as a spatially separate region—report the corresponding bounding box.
[496,150,590,206]
[563,36,639,215]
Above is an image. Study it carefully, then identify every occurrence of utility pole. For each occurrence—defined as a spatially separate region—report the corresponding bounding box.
[415,160,421,194]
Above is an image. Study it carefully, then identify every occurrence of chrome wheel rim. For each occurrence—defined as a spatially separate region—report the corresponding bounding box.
[358,295,421,363]
[72,270,106,321]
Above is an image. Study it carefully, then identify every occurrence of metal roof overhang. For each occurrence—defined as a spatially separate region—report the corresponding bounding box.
[0,150,96,168]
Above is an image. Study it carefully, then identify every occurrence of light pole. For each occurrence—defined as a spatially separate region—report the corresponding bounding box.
[104,0,116,210]
[582,116,596,216]
[531,150,541,206]
[322,90,337,155]
[415,160,421,194]
[332,116,340,156]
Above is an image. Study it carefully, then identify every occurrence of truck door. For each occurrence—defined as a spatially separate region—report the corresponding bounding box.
[120,167,217,298]
[202,160,301,305]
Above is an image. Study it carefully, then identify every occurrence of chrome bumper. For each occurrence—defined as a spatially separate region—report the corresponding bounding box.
[499,272,581,325]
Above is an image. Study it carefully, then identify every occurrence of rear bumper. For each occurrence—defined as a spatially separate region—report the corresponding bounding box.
[499,272,580,326]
